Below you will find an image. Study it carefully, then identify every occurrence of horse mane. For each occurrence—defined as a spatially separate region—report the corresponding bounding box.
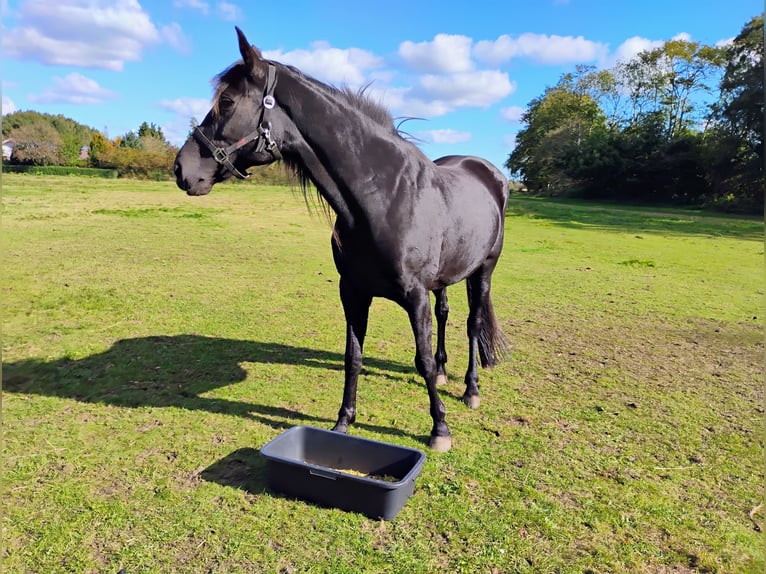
[210,56,404,224]
[212,57,396,130]
[337,85,396,131]
[211,62,247,117]
[276,62,405,223]
[281,63,396,132]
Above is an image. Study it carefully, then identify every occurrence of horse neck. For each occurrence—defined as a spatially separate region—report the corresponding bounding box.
[276,68,425,229]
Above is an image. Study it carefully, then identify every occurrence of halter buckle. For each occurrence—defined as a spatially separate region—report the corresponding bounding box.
[212,147,229,164]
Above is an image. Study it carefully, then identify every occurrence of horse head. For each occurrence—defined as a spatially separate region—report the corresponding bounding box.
[174,28,283,196]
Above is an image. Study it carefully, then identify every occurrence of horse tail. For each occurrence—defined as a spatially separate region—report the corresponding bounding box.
[466,275,509,368]
[477,294,509,368]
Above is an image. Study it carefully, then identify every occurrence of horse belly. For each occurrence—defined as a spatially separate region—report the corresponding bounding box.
[332,232,404,298]
[436,203,501,284]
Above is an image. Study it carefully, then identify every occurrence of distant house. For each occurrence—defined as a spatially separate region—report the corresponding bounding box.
[2,138,14,161]
[79,145,89,160]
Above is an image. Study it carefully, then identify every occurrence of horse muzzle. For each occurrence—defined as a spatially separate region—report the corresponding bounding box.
[174,146,215,196]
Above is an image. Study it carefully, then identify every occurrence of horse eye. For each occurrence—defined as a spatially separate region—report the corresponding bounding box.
[219,96,235,112]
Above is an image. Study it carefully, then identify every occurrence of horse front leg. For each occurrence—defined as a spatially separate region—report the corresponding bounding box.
[407,287,452,452]
[332,277,371,434]
[433,287,449,386]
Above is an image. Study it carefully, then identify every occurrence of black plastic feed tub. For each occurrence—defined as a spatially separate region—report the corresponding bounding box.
[260,426,426,520]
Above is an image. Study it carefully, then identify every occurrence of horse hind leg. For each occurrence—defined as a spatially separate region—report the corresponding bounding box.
[463,276,482,409]
[433,287,449,386]
[407,286,451,452]
[463,268,508,409]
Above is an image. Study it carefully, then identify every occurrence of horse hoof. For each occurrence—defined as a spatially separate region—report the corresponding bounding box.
[428,435,452,452]
[436,373,448,386]
[463,394,480,409]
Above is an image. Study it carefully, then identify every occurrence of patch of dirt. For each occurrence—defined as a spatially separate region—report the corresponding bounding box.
[136,418,164,432]
[636,566,697,574]
[508,311,762,412]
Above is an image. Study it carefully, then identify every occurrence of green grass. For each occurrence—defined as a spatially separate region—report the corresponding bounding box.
[3,174,763,573]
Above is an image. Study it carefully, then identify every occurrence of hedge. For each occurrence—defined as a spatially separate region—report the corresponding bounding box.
[2,165,119,178]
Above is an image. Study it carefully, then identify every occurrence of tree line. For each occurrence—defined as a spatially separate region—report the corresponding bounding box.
[2,111,291,185]
[2,111,178,179]
[506,15,763,214]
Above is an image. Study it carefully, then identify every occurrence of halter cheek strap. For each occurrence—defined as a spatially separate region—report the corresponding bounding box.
[194,63,281,180]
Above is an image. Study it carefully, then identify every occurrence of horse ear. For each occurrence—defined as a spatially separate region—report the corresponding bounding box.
[235,26,265,79]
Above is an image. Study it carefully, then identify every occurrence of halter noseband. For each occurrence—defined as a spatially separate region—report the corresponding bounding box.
[193,63,281,180]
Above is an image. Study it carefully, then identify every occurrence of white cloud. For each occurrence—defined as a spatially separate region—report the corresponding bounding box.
[2,95,17,115]
[398,34,474,73]
[217,1,242,22]
[364,66,515,119]
[174,0,209,14]
[173,0,240,21]
[611,36,665,65]
[29,73,117,105]
[606,33,697,67]
[162,22,191,54]
[364,85,445,118]
[418,129,472,144]
[412,70,516,109]
[397,98,454,119]
[3,0,161,71]
[500,105,525,123]
[716,37,735,48]
[259,34,516,121]
[474,33,609,65]
[263,42,384,87]
[159,97,211,119]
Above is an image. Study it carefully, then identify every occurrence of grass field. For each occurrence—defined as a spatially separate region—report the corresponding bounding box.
[2,174,763,573]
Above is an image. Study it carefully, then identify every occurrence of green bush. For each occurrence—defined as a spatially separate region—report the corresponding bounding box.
[2,165,119,178]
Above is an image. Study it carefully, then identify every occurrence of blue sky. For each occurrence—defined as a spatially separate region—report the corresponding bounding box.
[2,0,761,173]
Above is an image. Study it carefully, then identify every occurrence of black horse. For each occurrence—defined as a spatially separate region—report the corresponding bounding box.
[174,28,509,451]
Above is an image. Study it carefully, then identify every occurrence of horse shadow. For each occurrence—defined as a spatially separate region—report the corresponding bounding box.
[3,335,437,492]
[199,447,268,495]
[2,334,425,426]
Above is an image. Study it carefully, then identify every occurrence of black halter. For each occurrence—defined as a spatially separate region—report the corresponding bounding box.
[193,63,281,180]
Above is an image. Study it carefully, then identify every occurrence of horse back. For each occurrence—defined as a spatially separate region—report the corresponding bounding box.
[434,155,508,213]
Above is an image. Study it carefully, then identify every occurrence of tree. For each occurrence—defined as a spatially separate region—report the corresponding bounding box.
[3,110,97,166]
[506,77,607,194]
[188,117,199,138]
[3,110,181,179]
[709,14,764,210]
[120,122,170,150]
[505,18,761,211]
[10,123,62,165]
[88,131,114,165]
[617,39,725,140]
[576,67,623,130]
[716,15,763,147]
[119,130,142,148]
[137,121,167,142]
[98,122,177,178]
[59,131,84,166]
